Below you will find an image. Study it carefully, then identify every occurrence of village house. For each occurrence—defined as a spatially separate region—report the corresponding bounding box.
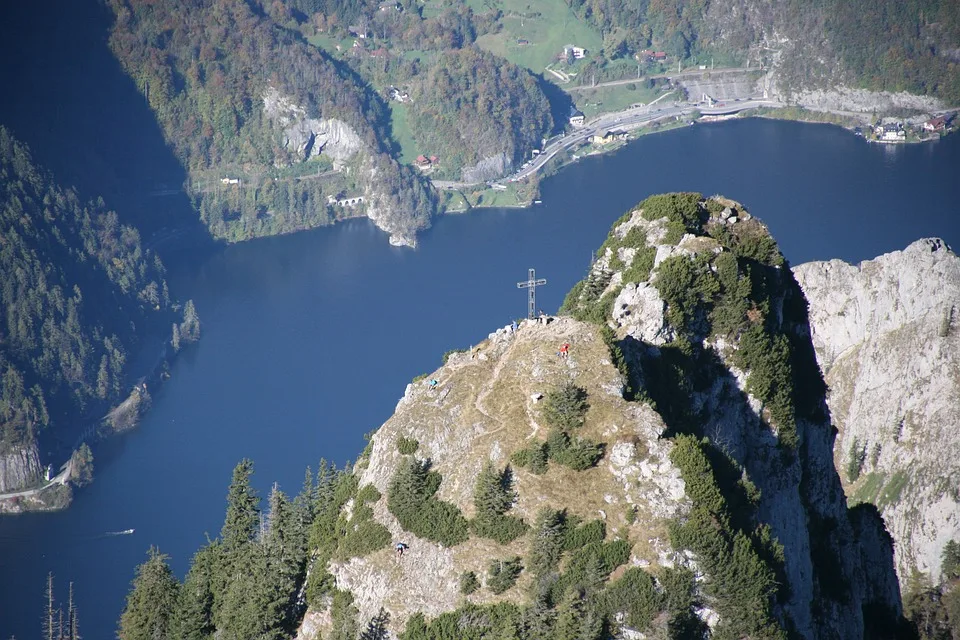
[220,177,240,185]
[561,44,586,60]
[388,86,410,102]
[923,116,947,132]
[378,1,402,11]
[590,129,627,145]
[517,38,529,46]
[415,155,439,169]
[568,106,585,127]
[874,122,906,142]
[347,25,368,39]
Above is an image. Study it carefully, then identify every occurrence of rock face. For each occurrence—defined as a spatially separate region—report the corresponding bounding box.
[262,87,431,248]
[791,87,946,114]
[794,238,960,586]
[591,198,901,637]
[0,442,43,493]
[262,87,365,168]
[460,152,512,185]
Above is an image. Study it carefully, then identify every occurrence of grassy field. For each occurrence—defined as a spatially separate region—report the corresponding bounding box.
[388,103,419,164]
[474,0,603,75]
[575,84,663,117]
[306,32,354,57]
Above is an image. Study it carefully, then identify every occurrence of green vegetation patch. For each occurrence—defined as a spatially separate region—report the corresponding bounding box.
[335,484,392,560]
[388,103,419,165]
[472,463,529,544]
[460,570,480,595]
[387,457,470,546]
[878,471,909,509]
[397,436,420,455]
[487,556,524,594]
[542,383,590,430]
[668,435,786,639]
[474,0,603,75]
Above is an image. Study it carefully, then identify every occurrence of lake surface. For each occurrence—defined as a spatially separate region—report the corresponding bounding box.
[1,119,958,638]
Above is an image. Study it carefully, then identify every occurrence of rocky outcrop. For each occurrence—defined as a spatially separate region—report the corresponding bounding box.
[791,87,946,114]
[300,318,690,634]
[262,87,365,168]
[460,152,512,185]
[262,87,433,247]
[794,239,960,586]
[0,442,43,493]
[300,195,903,639]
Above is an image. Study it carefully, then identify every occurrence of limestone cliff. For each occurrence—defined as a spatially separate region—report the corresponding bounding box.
[262,88,432,247]
[794,239,960,586]
[297,194,903,640]
[0,442,43,493]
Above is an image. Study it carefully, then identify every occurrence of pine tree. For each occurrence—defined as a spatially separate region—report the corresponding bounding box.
[180,300,200,342]
[43,573,57,640]
[118,548,180,640]
[359,608,390,640]
[170,546,216,640]
[528,509,565,578]
[220,459,259,549]
[473,463,517,520]
[943,540,960,580]
[67,582,80,640]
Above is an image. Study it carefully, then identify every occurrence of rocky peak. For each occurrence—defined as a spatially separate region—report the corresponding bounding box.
[794,239,960,587]
[300,194,905,640]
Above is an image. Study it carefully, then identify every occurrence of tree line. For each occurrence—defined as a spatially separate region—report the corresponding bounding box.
[0,127,173,455]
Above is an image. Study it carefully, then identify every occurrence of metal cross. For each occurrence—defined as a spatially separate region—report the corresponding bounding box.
[517,268,547,319]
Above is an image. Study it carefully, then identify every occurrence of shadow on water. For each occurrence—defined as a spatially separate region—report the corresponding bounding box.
[0,0,215,261]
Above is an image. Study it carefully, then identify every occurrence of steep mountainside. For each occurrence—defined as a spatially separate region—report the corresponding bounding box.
[116,194,918,640]
[107,0,437,246]
[794,239,960,587]
[0,127,174,493]
[563,0,960,107]
[286,194,903,639]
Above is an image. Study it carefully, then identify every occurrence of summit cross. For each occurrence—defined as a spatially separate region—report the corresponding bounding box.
[516,268,547,319]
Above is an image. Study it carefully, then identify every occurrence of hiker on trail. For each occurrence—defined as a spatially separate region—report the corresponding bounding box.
[428,378,439,389]
[558,343,570,358]
[538,310,547,325]
[510,320,518,334]
[396,542,408,558]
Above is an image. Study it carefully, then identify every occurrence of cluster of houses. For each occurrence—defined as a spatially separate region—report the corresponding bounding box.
[415,155,439,171]
[637,50,668,63]
[871,116,951,143]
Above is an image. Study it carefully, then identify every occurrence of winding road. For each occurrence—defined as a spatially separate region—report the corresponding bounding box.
[433,96,781,191]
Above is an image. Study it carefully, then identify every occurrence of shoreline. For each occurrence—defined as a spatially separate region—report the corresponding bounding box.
[443,105,956,215]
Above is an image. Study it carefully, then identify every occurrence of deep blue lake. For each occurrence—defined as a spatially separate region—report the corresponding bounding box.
[1,118,959,638]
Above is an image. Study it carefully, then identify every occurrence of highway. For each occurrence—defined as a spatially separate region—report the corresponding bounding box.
[433,97,779,191]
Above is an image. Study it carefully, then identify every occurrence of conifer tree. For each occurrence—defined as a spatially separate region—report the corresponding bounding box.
[118,548,180,640]
[473,463,515,521]
[528,509,565,578]
[170,546,216,640]
[220,459,259,549]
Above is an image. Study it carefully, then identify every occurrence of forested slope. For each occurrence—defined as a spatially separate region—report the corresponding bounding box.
[0,128,171,478]
[107,0,437,245]
[564,0,960,103]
